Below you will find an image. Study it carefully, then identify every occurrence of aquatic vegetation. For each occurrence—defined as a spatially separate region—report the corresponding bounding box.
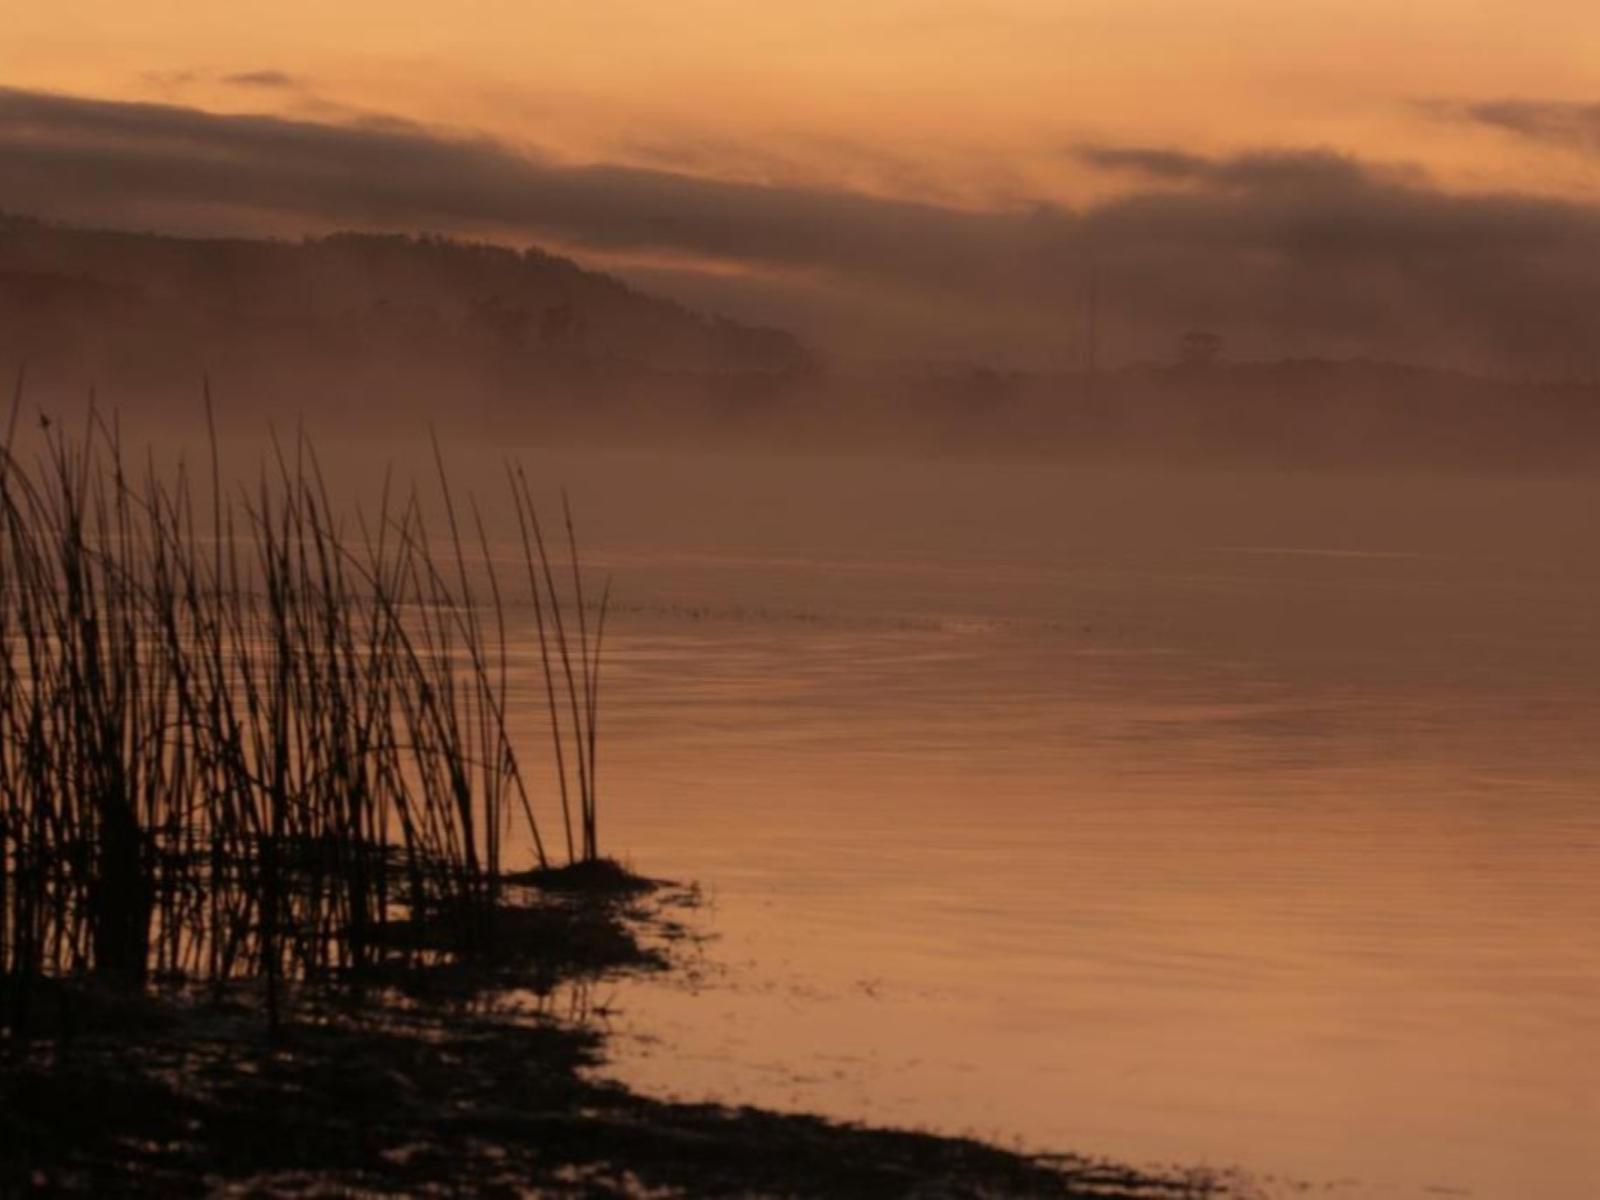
[0,383,609,1033]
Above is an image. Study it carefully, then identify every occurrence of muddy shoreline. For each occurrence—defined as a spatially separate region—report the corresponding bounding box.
[1,869,1237,1197]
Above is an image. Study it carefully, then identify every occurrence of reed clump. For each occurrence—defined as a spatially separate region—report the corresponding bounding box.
[0,391,610,1036]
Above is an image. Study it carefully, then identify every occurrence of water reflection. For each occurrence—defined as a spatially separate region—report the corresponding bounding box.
[484,452,1600,1200]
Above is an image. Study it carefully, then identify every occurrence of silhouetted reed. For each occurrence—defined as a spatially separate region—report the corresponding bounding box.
[0,390,609,1036]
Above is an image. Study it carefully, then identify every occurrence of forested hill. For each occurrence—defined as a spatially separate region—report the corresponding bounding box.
[0,214,815,430]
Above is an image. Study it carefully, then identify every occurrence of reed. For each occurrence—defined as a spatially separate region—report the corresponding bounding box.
[0,389,609,1036]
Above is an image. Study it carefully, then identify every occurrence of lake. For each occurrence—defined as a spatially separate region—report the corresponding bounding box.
[472,446,1599,1199]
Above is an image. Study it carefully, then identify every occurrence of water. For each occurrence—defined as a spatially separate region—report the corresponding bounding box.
[484,447,1600,1199]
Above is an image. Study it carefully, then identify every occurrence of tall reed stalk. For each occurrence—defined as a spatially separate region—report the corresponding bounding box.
[0,390,609,1035]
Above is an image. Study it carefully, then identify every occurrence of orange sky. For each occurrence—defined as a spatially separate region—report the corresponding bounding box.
[8,2,1600,369]
[8,0,1600,208]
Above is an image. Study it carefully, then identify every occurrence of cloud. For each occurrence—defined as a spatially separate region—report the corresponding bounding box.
[4,85,1600,370]
[1075,145,1214,181]
[611,129,1002,209]
[0,86,1013,289]
[1074,144,1407,191]
[221,70,300,90]
[1427,98,1600,156]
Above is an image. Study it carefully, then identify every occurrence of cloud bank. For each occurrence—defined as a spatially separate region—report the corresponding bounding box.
[5,85,1600,371]
[1431,98,1600,158]
[221,70,301,90]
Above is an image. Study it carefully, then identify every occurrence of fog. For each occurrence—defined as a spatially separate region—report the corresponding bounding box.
[7,211,1600,478]
[9,85,1600,474]
[9,85,1600,378]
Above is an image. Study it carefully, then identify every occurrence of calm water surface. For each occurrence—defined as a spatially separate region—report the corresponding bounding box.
[484,449,1600,1199]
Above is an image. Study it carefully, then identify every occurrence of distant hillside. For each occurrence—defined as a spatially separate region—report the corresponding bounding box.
[5,212,1599,471]
[0,213,816,432]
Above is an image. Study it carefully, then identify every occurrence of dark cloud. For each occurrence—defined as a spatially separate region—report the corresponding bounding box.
[1428,99,1600,155]
[0,86,1013,291]
[1075,145,1214,181]
[613,130,993,208]
[1075,144,1398,191]
[222,70,300,90]
[4,85,1600,371]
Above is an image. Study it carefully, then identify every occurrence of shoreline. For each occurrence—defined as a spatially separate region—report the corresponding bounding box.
[2,867,1239,1198]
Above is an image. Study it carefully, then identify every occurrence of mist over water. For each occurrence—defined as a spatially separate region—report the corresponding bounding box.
[457,447,1597,1199]
[8,403,1597,1196]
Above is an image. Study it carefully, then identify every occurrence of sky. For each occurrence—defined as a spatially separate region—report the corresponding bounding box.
[7,1,1600,369]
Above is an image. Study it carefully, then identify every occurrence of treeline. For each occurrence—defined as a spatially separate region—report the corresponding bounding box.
[0,215,815,432]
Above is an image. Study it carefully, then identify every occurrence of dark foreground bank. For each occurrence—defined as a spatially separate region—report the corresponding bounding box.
[1,868,1239,1198]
